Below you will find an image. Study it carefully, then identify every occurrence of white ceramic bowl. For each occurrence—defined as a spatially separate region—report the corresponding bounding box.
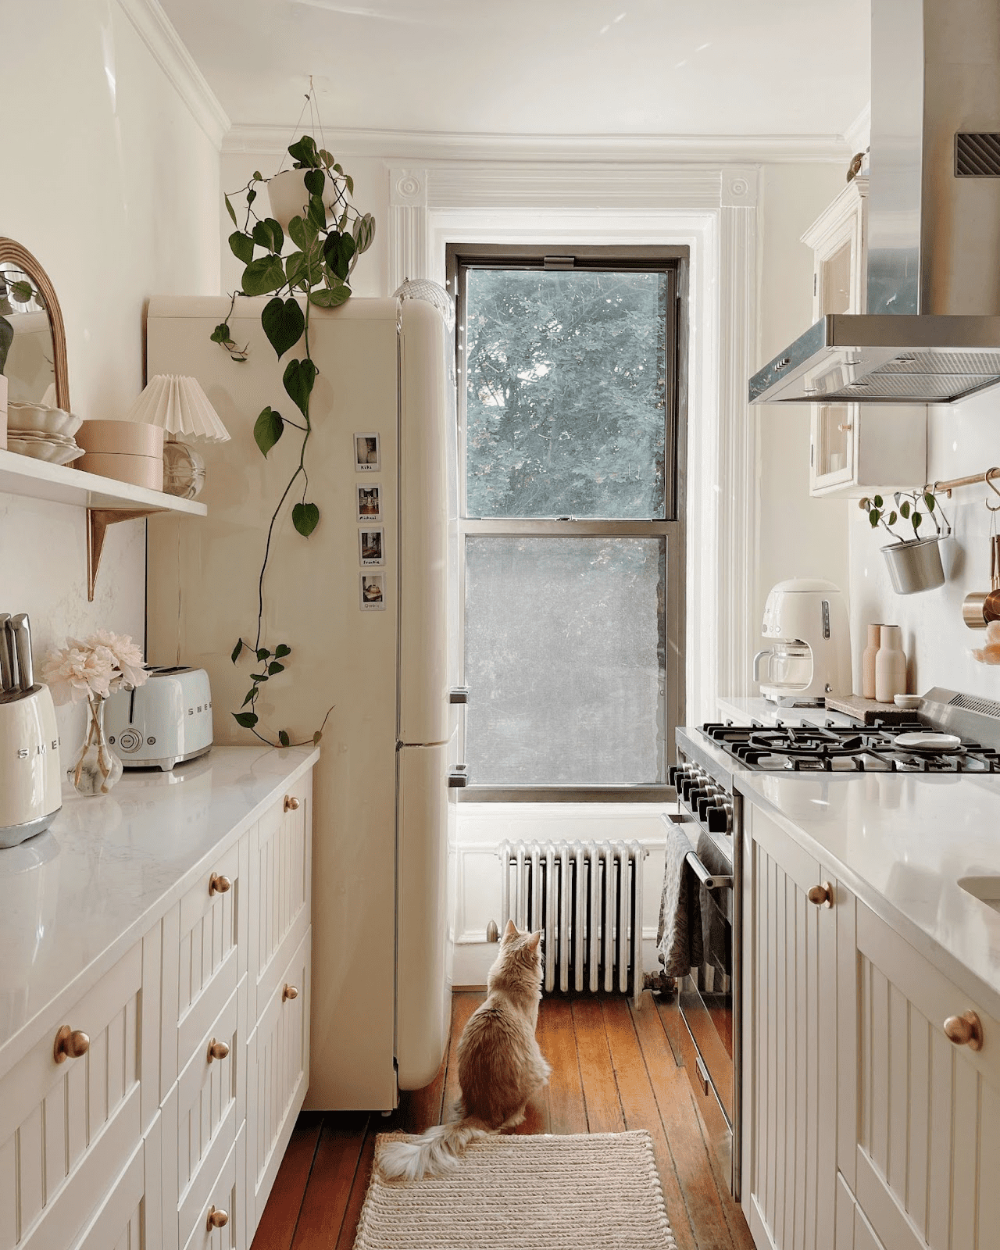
[7,402,83,438]
[7,437,86,465]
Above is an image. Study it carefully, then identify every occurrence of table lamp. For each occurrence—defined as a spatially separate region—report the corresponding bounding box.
[123,374,230,498]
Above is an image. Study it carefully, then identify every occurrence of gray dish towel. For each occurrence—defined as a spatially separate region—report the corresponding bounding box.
[656,822,704,978]
[657,824,733,980]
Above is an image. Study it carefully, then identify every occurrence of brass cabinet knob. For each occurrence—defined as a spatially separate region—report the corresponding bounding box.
[206,1206,229,1230]
[807,882,834,908]
[282,984,299,1002]
[284,794,300,812]
[53,1025,90,1064]
[207,1038,230,1062]
[209,873,231,895]
[944,1011,983,1051]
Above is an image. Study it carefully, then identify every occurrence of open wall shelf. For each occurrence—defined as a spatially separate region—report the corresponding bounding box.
[0,447,207,598]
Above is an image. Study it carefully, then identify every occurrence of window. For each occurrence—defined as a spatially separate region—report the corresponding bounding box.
[449,246,687,796]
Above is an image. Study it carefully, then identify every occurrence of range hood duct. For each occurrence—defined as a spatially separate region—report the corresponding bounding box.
[750,0,1000,406]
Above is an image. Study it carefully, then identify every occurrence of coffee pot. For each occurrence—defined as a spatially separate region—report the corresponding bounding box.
[753,579,852,706]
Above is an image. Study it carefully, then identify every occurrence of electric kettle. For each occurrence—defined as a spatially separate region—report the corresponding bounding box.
[0,613,62,848]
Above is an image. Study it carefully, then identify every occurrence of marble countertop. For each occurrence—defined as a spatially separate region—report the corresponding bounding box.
[0,744,319,1071]
[717,695,859,729]
[736,767,1000,1012]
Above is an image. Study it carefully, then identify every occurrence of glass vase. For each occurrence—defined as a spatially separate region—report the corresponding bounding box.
[71,695,124,796]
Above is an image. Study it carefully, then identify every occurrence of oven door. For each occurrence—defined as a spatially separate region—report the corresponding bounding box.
[678,872,734,1128]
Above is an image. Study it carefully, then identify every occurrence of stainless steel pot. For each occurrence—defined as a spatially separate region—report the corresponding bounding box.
[881,537,946,595]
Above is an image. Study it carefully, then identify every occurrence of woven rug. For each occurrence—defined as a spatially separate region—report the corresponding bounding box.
[354,1129,677,1249]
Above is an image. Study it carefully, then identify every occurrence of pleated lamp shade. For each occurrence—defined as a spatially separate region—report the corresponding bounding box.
[124,375,230,443]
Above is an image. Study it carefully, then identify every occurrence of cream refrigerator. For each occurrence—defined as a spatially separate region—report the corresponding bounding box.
[146,295,459,1110]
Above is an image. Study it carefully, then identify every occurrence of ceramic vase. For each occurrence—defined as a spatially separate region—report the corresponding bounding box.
[874,624,907,704]
[71,695,124,796]
[862,623,882,700]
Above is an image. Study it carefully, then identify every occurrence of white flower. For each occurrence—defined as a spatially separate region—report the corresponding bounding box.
[41,632,149,705]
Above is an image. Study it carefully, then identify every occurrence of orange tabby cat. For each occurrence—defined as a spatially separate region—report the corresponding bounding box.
[379,919,551,1181]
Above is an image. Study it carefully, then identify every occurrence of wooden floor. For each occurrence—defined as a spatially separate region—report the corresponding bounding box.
[251,990,755,1250]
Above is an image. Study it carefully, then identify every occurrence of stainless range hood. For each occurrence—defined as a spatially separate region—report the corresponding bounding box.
[750,0,1000,406]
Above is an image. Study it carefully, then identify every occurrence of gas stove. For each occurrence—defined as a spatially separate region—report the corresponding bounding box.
[700,720,1000,774]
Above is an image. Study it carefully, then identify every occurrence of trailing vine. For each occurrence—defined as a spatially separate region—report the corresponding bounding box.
[214,134,375,747]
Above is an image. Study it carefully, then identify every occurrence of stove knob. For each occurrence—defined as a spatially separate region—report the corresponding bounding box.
[706,802,732,835]
[668,764,685,787]
[682,774,705,802]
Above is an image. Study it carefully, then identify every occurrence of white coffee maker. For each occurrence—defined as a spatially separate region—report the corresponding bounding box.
[754,578,851,706]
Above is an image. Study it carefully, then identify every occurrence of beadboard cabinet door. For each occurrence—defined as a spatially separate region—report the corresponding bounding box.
[246,929,311,1232]
[846,903,1000,1250]
[0,943,143,1250]
[743,807,839,1250]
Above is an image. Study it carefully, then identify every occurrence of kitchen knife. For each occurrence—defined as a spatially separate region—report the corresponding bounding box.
[11,613,34,692]
[0,613,13,693]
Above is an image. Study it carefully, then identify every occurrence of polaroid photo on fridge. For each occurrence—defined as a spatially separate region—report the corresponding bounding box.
[357,483,381,521]
[359,527,385,566]
[360,572,386,611]
[354,432,381,472]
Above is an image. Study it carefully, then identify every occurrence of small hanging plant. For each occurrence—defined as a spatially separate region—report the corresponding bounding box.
[214,132,375,747]
[860,490,944,542]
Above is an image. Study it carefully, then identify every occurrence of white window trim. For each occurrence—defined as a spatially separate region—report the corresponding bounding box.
[387,163,759,725]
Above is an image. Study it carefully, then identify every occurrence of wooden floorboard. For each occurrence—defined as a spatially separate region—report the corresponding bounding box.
[252,990,753,1250]
[249,1111,323,1250]
[288,1111,369,1250]
[571,997,626,1133]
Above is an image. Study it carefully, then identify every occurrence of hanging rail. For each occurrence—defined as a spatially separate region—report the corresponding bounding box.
[927,466,1000,497]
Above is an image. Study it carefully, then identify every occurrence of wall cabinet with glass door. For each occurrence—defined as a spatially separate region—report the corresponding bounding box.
[803,175,927,497]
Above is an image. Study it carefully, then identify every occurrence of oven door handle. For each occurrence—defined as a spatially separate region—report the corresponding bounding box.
[685,850,733,892]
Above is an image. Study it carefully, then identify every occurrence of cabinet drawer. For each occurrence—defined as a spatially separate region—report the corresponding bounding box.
[162,843,246,1096]
[0,944,143,1250]
[247,928,311,1229]
[249,779,311,1022]
[181,1125,245,1250]
[170,978,243,1228]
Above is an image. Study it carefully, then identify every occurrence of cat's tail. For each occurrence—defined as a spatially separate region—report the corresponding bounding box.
[378,1117,489,1182]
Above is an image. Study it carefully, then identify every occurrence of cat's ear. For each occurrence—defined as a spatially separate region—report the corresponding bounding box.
[502,918,519,942]
[526,930,542,952]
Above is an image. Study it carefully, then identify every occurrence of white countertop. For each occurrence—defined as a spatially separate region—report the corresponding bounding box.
[0,744,319,1071]
[717,695,859,730]
[737,768,1000,1012]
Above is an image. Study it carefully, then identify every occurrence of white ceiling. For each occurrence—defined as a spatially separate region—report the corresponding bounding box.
[159,0,870,143]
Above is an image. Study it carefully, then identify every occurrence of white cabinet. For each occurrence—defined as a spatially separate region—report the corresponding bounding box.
[743,802,999,1250]
[843,903,1000,1250]
[0,943,143,1250]
[0,754,315,1250]
[743,806,839,1250]
[802,176,927,498]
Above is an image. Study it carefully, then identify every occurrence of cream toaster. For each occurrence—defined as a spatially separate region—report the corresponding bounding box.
[0,613,62,848]
[105,666,213,771]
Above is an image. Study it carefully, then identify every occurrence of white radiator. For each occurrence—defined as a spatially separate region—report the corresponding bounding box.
[498,840,647,1008]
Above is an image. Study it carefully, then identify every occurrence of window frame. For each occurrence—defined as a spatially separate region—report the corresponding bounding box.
[447,243,688,801]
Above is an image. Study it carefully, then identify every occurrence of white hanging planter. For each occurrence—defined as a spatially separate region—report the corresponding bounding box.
[266,169,339,232]
[881,536,946,595]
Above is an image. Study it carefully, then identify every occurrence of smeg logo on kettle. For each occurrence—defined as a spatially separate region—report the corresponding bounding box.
[16,743,49,759]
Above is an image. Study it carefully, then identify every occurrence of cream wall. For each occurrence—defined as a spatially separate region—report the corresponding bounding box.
[754,162,851,656]
[1,0,222,754]
[849,389,1000,701]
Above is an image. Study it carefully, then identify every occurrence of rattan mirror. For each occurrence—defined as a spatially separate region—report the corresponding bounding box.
[0,237,69,411]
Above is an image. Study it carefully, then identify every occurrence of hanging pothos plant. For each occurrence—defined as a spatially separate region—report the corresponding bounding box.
[213,134,376,747]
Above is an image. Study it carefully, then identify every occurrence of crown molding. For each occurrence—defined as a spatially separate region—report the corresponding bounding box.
[116,0,230,149]
[223,123,852,165]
